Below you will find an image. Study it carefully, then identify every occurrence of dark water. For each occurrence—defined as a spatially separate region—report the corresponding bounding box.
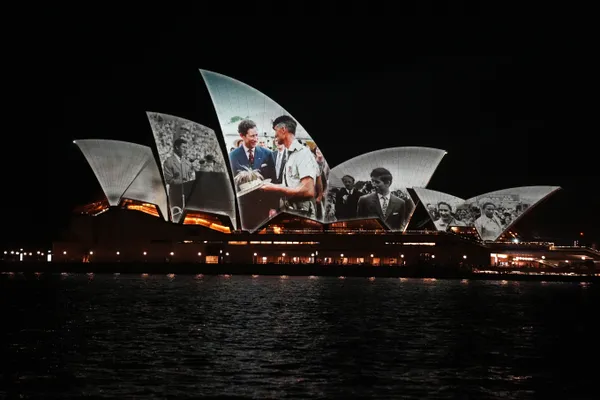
[1,274,598,399]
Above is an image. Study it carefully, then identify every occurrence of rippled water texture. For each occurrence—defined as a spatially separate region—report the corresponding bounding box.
[1,274,598,399]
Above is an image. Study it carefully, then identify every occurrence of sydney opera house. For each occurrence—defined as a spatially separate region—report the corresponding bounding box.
[51,70,599,270]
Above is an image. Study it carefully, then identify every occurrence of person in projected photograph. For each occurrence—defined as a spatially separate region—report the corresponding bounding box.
[433,201,465,230]
[355,167,411,231]
[147,112,235,224]
[260,115,320,219]
[335,174,360,221]
[229,119,276,183]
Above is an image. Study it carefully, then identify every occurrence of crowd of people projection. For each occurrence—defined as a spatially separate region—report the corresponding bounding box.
[416,187,560,241]
[146,112,235,224]
[425,198,527,240]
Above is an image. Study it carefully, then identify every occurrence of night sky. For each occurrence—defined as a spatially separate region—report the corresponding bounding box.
[4,16,596,248]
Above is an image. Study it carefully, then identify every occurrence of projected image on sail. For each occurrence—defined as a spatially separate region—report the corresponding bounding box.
[327,147,446,231]
[146,112,235,225]
[200,70,331,232]
[413,188,467,231]
[465,186,560,241]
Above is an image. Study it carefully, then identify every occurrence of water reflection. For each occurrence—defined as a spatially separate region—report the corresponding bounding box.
[0,274,598,399]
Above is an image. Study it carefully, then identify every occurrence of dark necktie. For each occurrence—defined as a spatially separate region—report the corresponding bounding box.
[248,148,254,167]
[280,150,287,179]
[381,196,388,215]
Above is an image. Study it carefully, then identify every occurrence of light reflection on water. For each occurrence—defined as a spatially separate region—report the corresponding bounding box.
[0,274,598,399]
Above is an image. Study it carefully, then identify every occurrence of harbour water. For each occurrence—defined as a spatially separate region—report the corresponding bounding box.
[1,274,598,399]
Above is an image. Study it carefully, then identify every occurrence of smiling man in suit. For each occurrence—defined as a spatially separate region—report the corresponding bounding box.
[356,167,409,231]
[229,119,276,182]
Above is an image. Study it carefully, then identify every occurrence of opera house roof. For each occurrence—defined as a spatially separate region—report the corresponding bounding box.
[73,70,561,243]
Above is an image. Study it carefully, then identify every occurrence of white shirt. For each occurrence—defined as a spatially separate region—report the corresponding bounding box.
[283,140,317,188]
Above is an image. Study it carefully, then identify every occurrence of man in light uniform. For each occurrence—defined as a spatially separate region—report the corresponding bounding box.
[260,115,318,219]
[473,200,503,241]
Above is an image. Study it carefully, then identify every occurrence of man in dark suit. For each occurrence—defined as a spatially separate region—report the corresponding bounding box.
[335,174,360,220]
[272,142,287,184]
[356,167,410,231]
[229,119,276,183]
[229,119,278,232]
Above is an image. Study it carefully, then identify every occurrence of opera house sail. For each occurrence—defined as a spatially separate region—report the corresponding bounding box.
[328,147,447,232]
[413,186,561,241]
[200,69,333,232]
[64,69,568,265]
[145,112,236,227]
[74,139,169,221]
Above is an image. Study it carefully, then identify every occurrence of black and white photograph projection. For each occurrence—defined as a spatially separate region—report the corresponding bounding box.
[464,186,561,241]
[413,188,467,231]
[327,147,447,231]
[200,70,331,232]
[146,112,235,225]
